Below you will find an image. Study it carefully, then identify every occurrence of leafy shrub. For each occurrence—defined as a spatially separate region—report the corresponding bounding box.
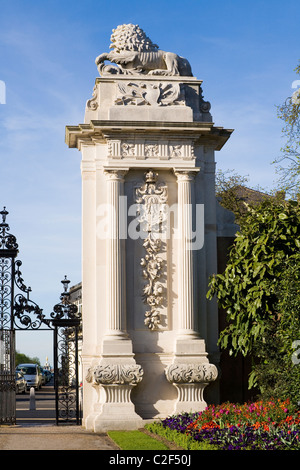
[252,254,300,404]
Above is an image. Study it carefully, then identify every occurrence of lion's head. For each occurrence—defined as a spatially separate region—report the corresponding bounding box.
[109,23,159,53]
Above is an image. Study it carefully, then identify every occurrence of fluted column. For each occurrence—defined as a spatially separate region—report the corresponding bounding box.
[174,169,200,339]
[86,169,144,432]
[104,169,128,338]
[166,168,217,415]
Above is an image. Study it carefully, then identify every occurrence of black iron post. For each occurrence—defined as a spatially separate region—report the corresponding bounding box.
[51,276,81,425]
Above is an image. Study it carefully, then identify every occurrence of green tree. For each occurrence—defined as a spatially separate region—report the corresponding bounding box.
[274,62,300,197]
[207,197,300,361]
[215,169,272,224]
[215,169,250,223]
[16,351,40,366]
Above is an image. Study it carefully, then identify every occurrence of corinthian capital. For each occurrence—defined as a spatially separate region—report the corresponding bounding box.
[173,168,200,182]
[104,168,129,181]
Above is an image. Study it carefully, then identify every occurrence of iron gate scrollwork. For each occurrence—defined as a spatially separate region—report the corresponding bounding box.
[51,276,81,425]
[0,207,82,425]
[0,330,15,424]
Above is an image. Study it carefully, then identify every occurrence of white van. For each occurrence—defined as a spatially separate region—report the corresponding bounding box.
[16,363,42,390]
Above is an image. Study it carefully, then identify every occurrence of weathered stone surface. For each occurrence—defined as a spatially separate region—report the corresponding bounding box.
[66,24,233,431]
[95,23,193,77]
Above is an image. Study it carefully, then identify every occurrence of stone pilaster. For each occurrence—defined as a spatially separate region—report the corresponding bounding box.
[165,168,218,414]
[175,169,199,339]
[85,168,144,432]
[104,169,128,339]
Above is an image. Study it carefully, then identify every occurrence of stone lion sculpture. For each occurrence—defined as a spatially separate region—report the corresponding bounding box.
[96,24,193,77]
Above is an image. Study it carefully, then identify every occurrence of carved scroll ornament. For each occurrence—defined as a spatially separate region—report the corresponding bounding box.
[86,85,99,111]
[165,363,218,384]
[86,364,144,386]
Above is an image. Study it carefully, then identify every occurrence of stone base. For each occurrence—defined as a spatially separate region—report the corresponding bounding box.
[165,361,218,415]
[171,383,209,414]
[85,386,144,431]
[165,336,218,415]
[84,348,144,432]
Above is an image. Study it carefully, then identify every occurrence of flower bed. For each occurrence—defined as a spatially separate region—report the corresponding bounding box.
[158,399,300,450]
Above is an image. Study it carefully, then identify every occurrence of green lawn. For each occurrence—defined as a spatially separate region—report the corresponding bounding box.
[108,431,168,450]
[108,430,169,450]
[108,427,218,450]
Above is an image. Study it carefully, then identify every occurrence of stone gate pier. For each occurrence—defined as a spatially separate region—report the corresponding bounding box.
[65,24,233,432]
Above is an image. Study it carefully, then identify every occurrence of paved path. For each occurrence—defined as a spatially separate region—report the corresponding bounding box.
[0,381,119,451]
[0,424,119,450]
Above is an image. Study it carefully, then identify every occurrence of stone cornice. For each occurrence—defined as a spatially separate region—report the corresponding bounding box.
[94,76,203,85]
[65,120,233,151]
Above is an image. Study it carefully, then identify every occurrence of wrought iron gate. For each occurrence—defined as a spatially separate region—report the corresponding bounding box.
[0,330,16,424]
[0,207,81,425]
[52,276,81,425]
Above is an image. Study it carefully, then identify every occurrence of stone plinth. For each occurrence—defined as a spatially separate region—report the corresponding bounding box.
[65,24,233,431]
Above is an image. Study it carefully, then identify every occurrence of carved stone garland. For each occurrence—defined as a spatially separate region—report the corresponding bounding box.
[135,170,168,330]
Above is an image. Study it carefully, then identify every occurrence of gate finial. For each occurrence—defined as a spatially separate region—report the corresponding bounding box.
[61,275,70,294]
[0,206,8,224]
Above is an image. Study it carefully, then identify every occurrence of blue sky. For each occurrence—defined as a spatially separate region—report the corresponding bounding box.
[1,0,299,365]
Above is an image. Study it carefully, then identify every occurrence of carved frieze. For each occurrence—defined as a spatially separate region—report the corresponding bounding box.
[121,142,135,156]
[144,144,159,157]
[107,139,194,161]
[170,145,182,157]
[115,81,185,106]
[135,170,168,330]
